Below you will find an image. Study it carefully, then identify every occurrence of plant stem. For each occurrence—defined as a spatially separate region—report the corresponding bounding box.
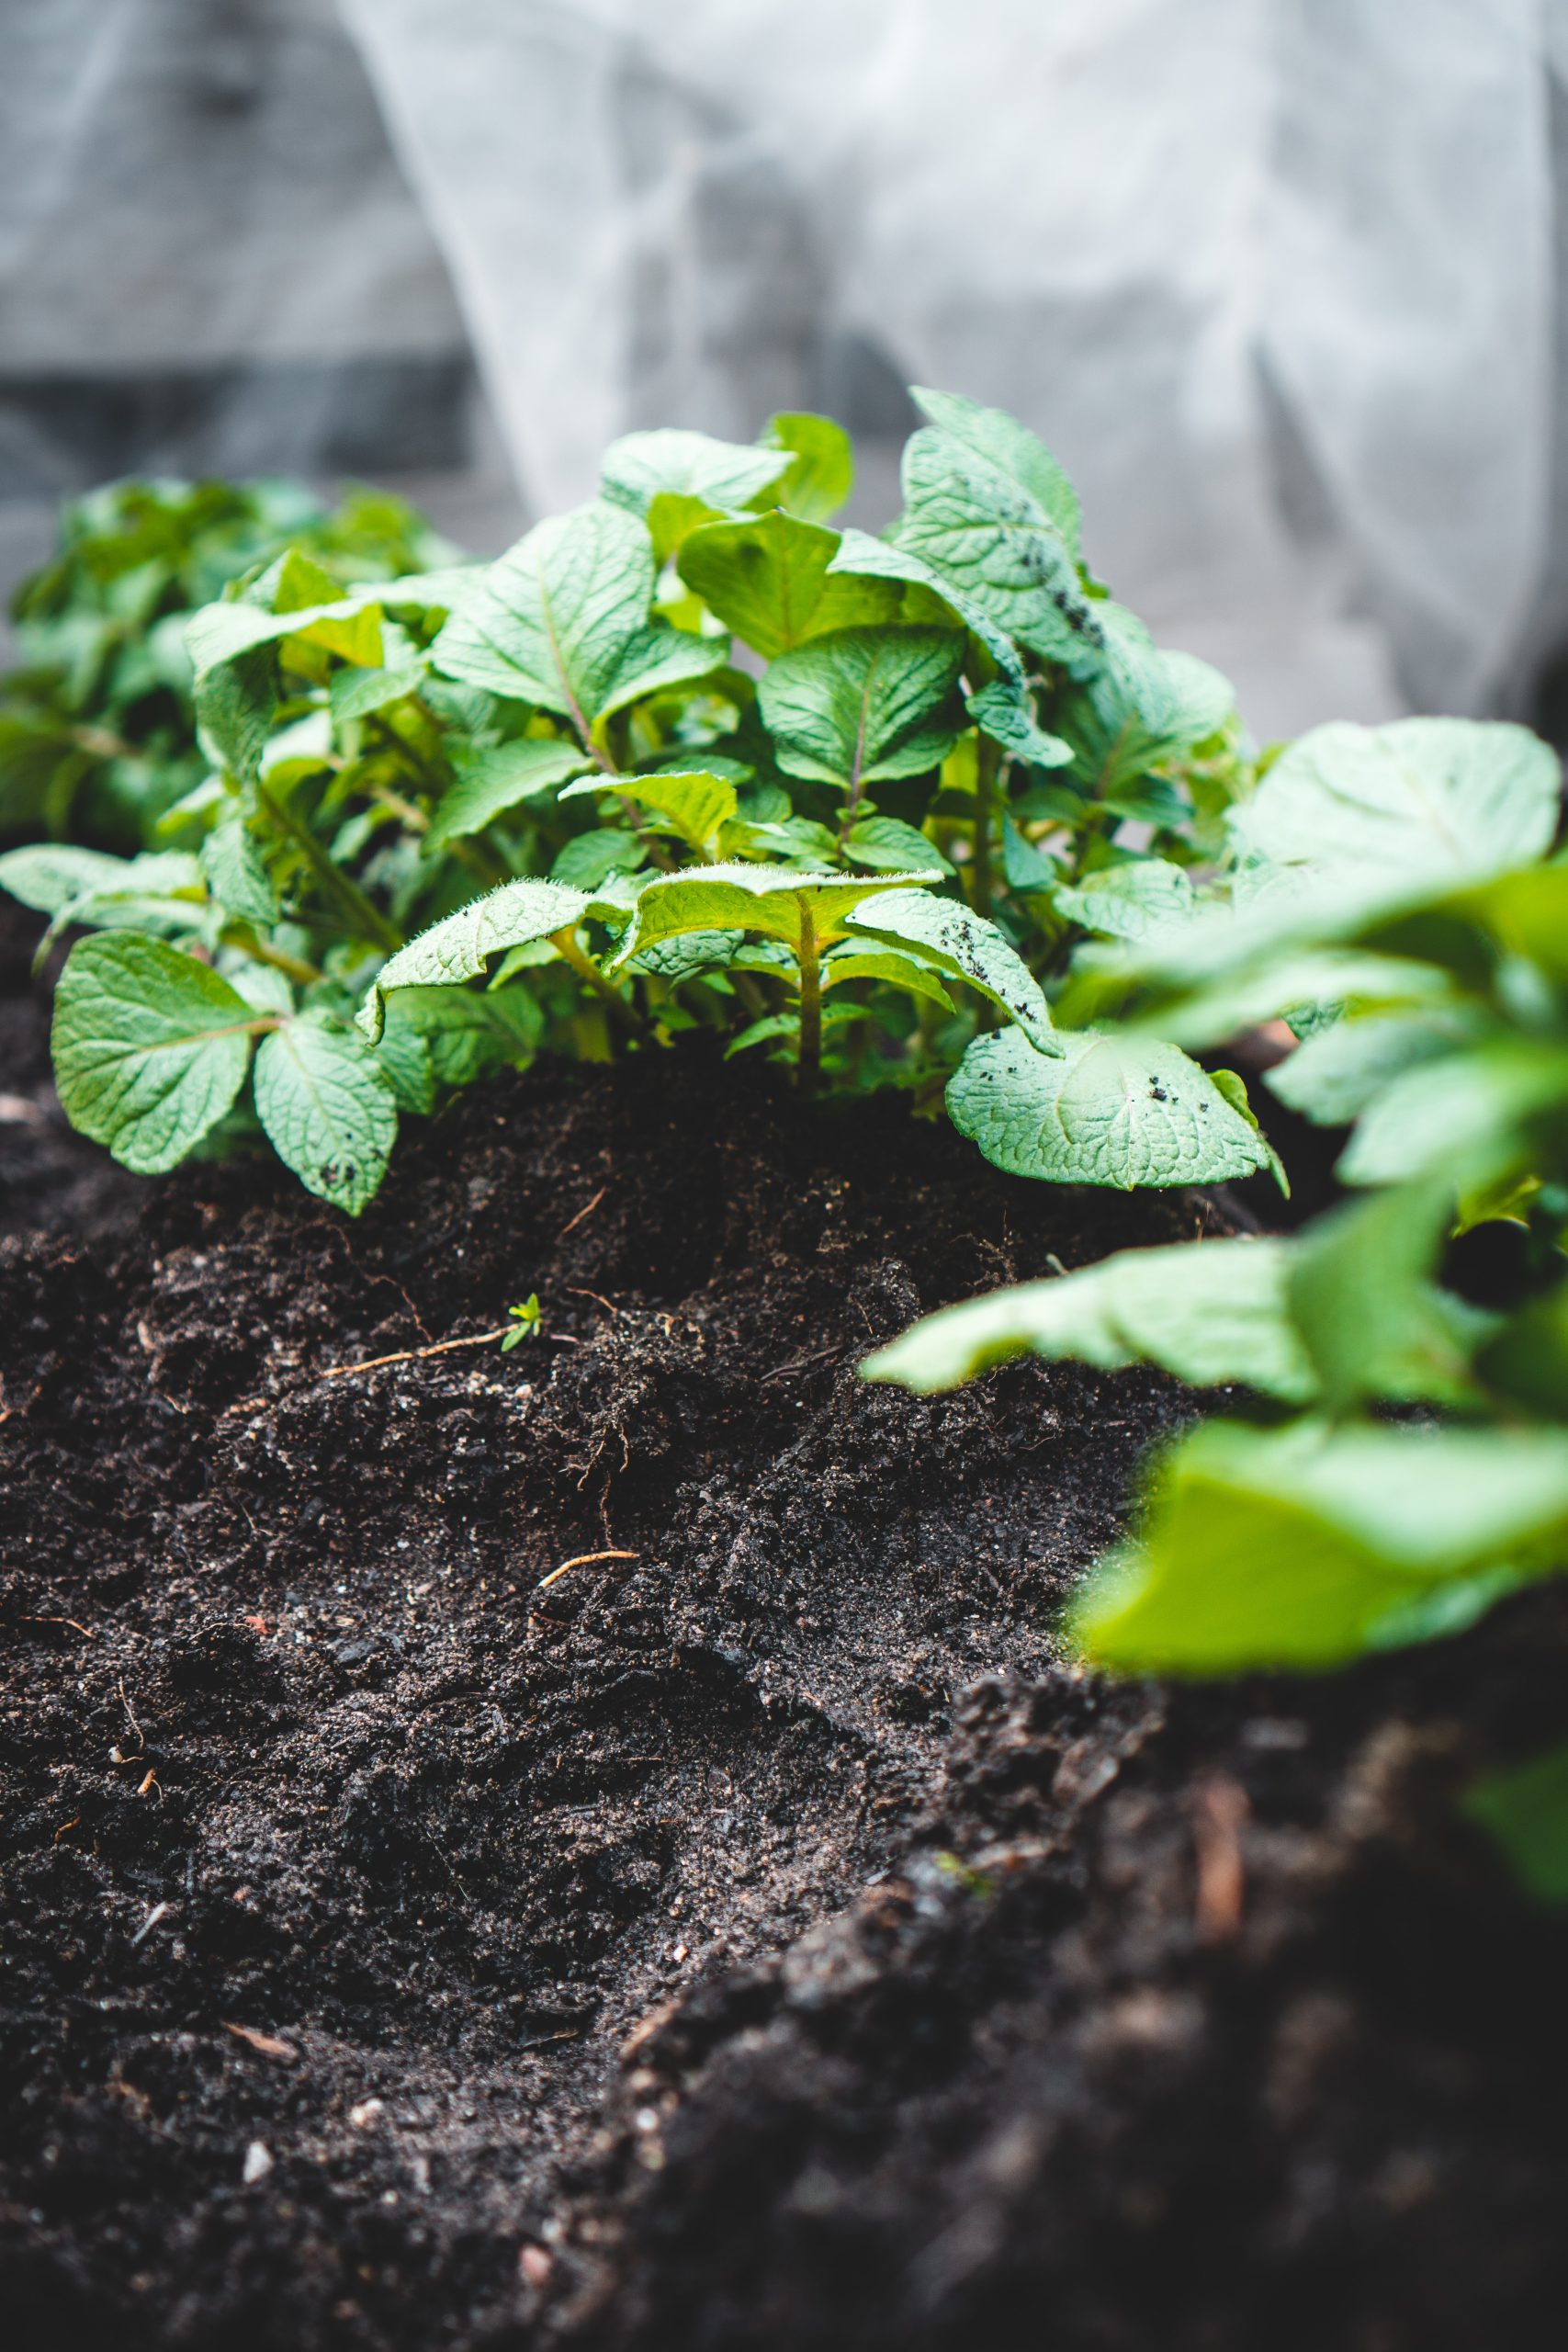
[220,925,322,987]
[255,779,402,955]
[795,898,822,1099]
[972,734,998,920]
[547,924,650,1036]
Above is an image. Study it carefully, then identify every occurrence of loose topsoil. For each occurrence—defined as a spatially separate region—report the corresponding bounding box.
[5,1003,1568,2350]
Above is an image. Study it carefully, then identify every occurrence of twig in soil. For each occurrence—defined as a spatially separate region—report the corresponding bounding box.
[118,1681,144,1747]
[1192,1774,1249,1943]
[567,1285,620,1319]
[130,1900,170,1947]
[558,1184,607,1238]
[759,1343,845,1385]
[536,1548,638,1590]
[22,1615,95,1639]
[225,2021,299,2064]
[318,1326,515,1379]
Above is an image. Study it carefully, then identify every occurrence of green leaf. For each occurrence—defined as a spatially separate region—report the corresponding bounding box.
[1053,605,1233,806]
[1054,860,1195,942]
[1072,1420,1568,1673]
[51,933,259,1172]
[601,428,790,518]
[549,830,649,890]
[378,982,542,1100]
[1465,1745,1568,1905]
[678,514,911,658]
[1287,1180,1488,1409]
[429,501,727,740]
[0,843,135,914]
[201,811,277,925]
[194,644,276,784]
[909,388,1081,555]
[760,411,855,523]
[1265,1006,1475,1126]
[1478,1281,1568,1419]
[357,877,590,1041]
[820,946,955,1011]
[843,814,954,875]
[758,625,964,793]
[948,1027,1273,1187]
[828,527,1031,689]
[426,739,591,845]
[845,887,1056,1050]
[328,660,429,724]
[626,927,745,983]
[862,1237,1315,1401]
[896,404,1101,670]
[966,678,1074,768]
[558,768,738,857]
[724,1002,862,1059]
[253,1012,397,1215]
[1232,718,1560,886]
[609,862,942,966]
[1337,1040,1568,1188]
[645,492,726,565]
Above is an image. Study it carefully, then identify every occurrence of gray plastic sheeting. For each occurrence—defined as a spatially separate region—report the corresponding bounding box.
[339,0,1568,738]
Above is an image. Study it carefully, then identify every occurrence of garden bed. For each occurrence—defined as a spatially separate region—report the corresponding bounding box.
[4,1040,1568,2351]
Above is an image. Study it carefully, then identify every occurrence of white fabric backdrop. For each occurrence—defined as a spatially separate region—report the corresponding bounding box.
[340,0,1568,741]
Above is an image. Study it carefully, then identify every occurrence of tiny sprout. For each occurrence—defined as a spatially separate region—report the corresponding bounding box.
[501,1295,543,1350]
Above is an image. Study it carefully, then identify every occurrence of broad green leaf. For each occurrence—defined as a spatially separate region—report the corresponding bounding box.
[1337,1039,1568,1188]
[1265,1007,1474,1125]
[1053,605,1233,806]
[254,1012,397,1215]
[51,933,259,1172]
[429,501,727,739]
[761,411,855,523]
[1054,860,1195,942]
[724,1002,862,1059]
[1288,1180,1489,1409]
[0,843,133,914]
[1002,819,1065,895]
[1232,718,1559,886]
[601,428,789,518]
[758,625,964,792]
[194,644,276,783]
[846,887,1057,1050]
[948,1027,1272,1187]
[678,514,914,658]
[185,588,383,682]
[200,810,277,925]
[1072,1420,1568,1673]
[965,678,1073,768]
[828,526,1028,686]
[820,947,954,1012]
[358,877,590,1041]
[645,492,725,566]
[844,815,953,875]
[863,1237,1314,1401]
[626,927,744,983]
[1478,1281,1568,1419]
[427,739,591,845]
[328,660,429,724]
[558,768,738,856]
[909,388,1081,556]
[896,414,1102,672]
[550,829,649,889]
[378,982,542,1102]
[1464,1745,1568,1905]
[609,862,942,966]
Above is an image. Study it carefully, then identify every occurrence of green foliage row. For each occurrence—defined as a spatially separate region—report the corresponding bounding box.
[0,394,1290,1209]
[867,763,1568,1895]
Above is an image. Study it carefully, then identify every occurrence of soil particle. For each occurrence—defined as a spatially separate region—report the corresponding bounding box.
[2,1041,1566,2349]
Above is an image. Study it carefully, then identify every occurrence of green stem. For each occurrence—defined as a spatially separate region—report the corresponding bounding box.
[796,899,822,1099]
[972,734,998,920]
[548,924,650,1036]
[255,779,402,955]
[220,925,323,988]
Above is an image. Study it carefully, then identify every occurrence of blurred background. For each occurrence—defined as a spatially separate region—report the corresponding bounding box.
[6,0,1568,745]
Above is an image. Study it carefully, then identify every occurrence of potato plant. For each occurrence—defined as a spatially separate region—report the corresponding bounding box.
[867,726,1568,1893]
[2,393,1281,1211]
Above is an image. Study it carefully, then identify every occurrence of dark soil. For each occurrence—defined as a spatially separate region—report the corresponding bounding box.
[4,1020,1568,2351]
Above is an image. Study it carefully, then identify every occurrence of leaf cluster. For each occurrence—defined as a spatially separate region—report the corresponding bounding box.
[3,396,1284,1207]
